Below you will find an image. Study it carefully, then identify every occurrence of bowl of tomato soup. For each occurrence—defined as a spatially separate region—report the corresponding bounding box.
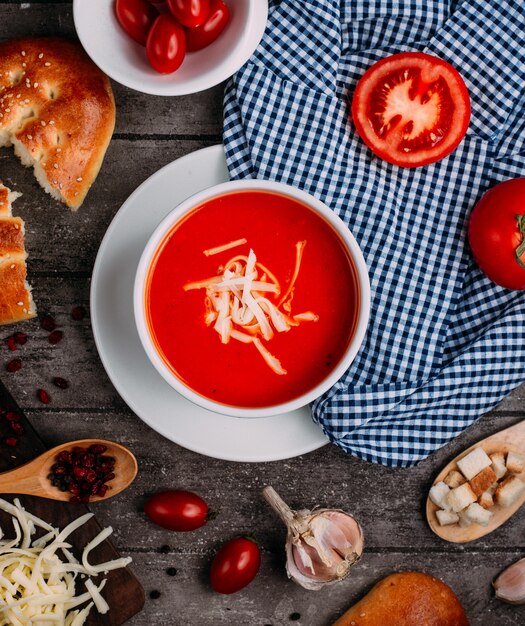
[134,180,370,417]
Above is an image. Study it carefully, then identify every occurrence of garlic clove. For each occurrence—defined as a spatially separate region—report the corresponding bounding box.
[494,558,525,604]
[263,486,364,591]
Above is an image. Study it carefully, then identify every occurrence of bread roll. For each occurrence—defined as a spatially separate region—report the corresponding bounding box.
[332,572,469,626]
[0,37,115,209]
[0,184,36,325]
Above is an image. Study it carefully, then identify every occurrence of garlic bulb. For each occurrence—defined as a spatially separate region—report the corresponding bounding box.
[262,486,364,590]
[494,558,525,604]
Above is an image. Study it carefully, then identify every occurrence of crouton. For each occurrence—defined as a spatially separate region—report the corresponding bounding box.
[490,451,507,480]
[458,510,471,528]
[465,502,493,526]
[506,451,524,475]
[469,466,497,497]
[429,481,451,510]
[457,447,492,480]
[495,475,525,508]
[447,483,477,512]
[478,490,494,510]
[444,470,466,489]
[436,510,459,526]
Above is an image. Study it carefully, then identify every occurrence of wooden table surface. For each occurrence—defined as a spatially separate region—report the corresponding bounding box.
[1,3,524,625]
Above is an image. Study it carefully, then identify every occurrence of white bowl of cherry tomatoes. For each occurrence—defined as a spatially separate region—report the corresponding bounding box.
[73,0,268,96]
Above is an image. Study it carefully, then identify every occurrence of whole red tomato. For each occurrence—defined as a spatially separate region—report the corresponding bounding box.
[146,14,186,73]
[185,0,229,51]
[468,178,525,290]
[210,537,261,594]
[144,490,210,531]
[352,52,470,167]
[115,0,158,46]
[167,0,210,28]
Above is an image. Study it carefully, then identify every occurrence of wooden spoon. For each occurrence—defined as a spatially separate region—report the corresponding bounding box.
[0,439,137,502]
[427,420,525,543]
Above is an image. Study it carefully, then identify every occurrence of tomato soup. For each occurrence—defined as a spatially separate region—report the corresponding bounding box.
[145,190,359,408]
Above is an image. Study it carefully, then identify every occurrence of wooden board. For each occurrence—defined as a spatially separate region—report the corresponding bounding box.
[0,377,145,626]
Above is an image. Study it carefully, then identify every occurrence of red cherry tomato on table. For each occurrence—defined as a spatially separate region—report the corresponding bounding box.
[115,0,158,46]
[167,0,210,28]
[468,178,525,290]
[352,52,470,168]
[146,14,186,73]
[185,0,230,51]
[144,490,210,531]
[210,537,261,594]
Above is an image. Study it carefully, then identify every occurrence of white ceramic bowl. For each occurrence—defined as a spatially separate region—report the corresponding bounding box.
[134,180,371,417]
[73,0,268,96]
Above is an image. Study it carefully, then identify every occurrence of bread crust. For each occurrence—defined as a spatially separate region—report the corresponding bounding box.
[332,572,470,626]
[0,37,115,209]
[0,184,36,325]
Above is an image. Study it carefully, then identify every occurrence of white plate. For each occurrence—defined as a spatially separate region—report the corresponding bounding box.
[73,0,268,96]
[90,145,328,462]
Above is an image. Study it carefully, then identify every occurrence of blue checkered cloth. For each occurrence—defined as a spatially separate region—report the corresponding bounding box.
[223,0,525,467]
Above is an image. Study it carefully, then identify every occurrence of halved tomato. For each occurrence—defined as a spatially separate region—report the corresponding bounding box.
[351,52,470,168]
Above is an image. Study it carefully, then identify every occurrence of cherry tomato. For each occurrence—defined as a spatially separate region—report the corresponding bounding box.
[115,0,158,46]
[167,0,210,28]
[468,178,525,290]
[352,52,470,168]
[210,537,261,594]
[146,14,186,74]
[185,0,229,52]
[144,490,210,531]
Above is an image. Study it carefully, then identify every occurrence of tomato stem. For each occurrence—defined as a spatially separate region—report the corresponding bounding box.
[515,214,525,270]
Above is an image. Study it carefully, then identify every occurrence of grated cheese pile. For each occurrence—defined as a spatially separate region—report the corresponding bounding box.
[0,497,132,625]
[184,240,318,375]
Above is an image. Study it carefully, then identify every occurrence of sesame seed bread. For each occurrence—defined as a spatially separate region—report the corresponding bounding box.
[0,37,115,210]
[332,572,470,626]
[0,184,36,325]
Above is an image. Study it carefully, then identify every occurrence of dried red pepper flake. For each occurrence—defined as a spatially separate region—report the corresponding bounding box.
[40,315,56,332]
[3,436,18,447]
[48,330,63,345]
[37,388,51,404]
[71,306,86,321]
[6,358,22,373]
[53,377,69,389]
[13,332,27,345]
[6,336,17,352]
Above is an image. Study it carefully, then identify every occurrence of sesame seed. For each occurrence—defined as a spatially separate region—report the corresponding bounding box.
[25,99,30,103]
[14,224,19,230]
[22,62,26,68]
[23,308,27,313]
[10,264,15,269]
[38,53,44,59]
[59,183,63,189]
[45,62,51,67]
[17,301,23,306]
[76,177,83,182]
[56,148,61,153]
[41,120,46,126]
[27,134,32,140]
[53,163,58,169]
[74,192,78,196]
[5,108,10,112]
[49,120,55,125]
[33,82,39,88]
[16,94,21,98]
[21,51,26,57]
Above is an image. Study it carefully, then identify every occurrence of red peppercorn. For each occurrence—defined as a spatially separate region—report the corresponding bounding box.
[13,332,27,345]
[53,377,69,389]
[40,315,56,332]
[71,306,86,321]
[48,330,63,345]
[97,484,108,497]
[37,389,51,404]
[6,336,16,351]
[5,412,21,422]
[70,495,81,504]
[3,437,18,447]
[6,358,22,373]
[10,421,24,435]
[89,444,108,455]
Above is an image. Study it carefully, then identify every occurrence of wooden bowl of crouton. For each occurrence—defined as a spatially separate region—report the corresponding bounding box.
[427,420,525,542]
